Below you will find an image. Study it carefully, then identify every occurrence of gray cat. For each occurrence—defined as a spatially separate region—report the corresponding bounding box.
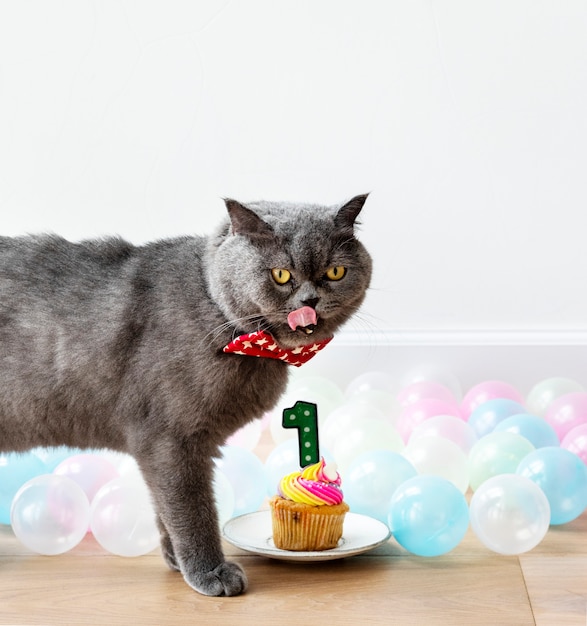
[0,194,372,596]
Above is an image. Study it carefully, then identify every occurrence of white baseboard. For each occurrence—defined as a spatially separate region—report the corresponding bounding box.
[299,329,587,399]
[334,329,587,346]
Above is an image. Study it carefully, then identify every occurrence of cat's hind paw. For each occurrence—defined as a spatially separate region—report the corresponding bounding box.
[185,561,248,597]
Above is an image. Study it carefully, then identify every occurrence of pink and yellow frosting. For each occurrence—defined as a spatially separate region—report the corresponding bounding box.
[278,457,343,506]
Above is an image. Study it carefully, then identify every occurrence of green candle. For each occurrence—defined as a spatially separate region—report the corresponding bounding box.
[282,401,320,467]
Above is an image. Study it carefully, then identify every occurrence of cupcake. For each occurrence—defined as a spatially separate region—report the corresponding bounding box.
[269,457,349,551]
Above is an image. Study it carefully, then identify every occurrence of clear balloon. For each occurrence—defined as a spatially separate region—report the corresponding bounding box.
[561,423,587,466]
[494,414,559,449]
[225,419,263,450]
[468,431,535,491]
[289,374,345,406]
[0,452,47,524]
[215,446,266,517]
[10,474,90,555]
[345,389,401,424]
[388,476,469,557]
[32,446,83,472]
[461,380,524,419]
[397,381,457,408]
[213,468,235,528]
[331,417,404,474]
[400,364,462,401]
[90,476,160,557]
[264,438,300,496]
[396,399,462,443]
[54,454,120,503]
[402,436,469,493]
[526,377,585,417]
[260,411,271,431]
[344,450,417,524]
[516,447,587,525]
[469,474,550,555]
[100,451,143,479]
[287,375,344,417]
[544,392,587,442]
[321,402,387,452]
[345,371,395,399]
[468,399,526,438]
[410,415,478,454]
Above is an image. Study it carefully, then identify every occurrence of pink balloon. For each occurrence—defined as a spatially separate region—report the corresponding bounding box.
[410,415,478,453]
[54,454,120,503]
[461,381,524,419]
[561,424,587,466]
[397,381,457,408]
[396,399,462,443]
[546,392,587,441]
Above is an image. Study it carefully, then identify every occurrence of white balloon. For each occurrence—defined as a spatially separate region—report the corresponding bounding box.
[321,403,386,451]
[264,439,300,497]
[99,451,143,479]
[400,364,462,401]
[470,474,550,555]
[90,476,160,557]
[346,389,402,425]
[410,415,478,453]
[331,417,404,474]
[526,377,585,417]
[11,474,90,555]
[345,371,395,399]
[213,468,235,528]
[402,436,469,493]
[225,419,262,450]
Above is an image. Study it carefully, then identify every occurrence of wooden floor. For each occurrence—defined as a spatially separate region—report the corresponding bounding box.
[1,434,586,625]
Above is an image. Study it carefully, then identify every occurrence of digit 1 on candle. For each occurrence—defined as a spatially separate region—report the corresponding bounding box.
[282,401,320,467]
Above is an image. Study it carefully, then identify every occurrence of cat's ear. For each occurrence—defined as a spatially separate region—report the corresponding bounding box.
[334,194,369,231]
[224,199,274,239]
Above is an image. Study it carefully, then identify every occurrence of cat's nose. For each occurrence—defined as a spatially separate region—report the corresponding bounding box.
[302,297,319,310]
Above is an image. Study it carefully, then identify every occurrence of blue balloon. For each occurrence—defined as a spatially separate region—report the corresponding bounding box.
[517,447,587,525]
[345,450,417,524]
[494,414,559,449]
[468,399,526,438]
[215,446,266,517]
[388,475,469,556]
[0,452,47,524]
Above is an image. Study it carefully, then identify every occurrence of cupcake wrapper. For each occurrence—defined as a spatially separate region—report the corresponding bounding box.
[270,499,348,551]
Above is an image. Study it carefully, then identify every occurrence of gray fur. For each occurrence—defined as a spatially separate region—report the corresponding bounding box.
[0,195,372,596]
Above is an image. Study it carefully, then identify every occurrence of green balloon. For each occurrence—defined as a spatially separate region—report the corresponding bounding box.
[468,431,535,491]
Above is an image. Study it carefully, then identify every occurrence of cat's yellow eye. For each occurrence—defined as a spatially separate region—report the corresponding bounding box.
[271,268,292,285]
[325,266,346,281]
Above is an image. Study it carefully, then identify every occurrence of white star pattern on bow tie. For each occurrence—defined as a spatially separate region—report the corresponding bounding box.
[223,331,333,367]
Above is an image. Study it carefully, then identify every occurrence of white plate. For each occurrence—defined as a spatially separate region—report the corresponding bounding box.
[222,511,390,562]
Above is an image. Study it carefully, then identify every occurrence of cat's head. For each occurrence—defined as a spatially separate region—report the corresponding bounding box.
[207,195,372,349]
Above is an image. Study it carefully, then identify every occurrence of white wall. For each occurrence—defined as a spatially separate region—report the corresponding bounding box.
[1,0,586,338]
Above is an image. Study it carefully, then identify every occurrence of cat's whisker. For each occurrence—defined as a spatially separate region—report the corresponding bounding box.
[203,314,267,346]
[339,314,387,363]
[343,312,383,339]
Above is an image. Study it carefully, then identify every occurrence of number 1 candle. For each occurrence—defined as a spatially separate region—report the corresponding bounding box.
[282,401,320,467]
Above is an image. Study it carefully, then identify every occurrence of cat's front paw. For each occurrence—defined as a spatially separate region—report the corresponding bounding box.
[185,561,248,597]
[161,541,180,572]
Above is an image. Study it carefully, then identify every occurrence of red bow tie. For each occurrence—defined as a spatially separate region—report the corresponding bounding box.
[223,330,333,367]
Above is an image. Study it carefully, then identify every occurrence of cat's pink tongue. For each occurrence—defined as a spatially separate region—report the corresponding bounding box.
[287,306,317,331]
